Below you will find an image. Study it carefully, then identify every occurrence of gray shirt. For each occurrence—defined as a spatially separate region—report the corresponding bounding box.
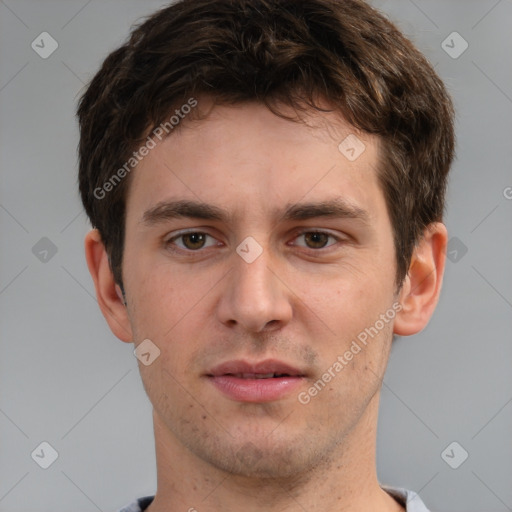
[117,486,430,511]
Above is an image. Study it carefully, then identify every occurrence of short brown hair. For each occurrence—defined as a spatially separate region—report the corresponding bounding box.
[77,0,455,290]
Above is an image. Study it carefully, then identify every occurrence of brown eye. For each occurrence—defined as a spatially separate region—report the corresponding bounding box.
[303,232,330,249]
[293,231,338,250]
[166,232,218,252]
[181,232,207,250]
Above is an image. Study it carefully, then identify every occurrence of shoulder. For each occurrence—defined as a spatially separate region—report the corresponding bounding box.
[382,485,431,512]
[117,495,155,512]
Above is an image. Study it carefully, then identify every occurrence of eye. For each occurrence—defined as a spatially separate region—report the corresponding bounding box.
[292,231,340,250]
[166,231,219,251]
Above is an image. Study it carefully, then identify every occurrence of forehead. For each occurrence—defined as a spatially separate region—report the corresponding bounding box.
[125,100,384,223]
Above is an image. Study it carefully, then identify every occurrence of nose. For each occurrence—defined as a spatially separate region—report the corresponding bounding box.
[216,243,293,333]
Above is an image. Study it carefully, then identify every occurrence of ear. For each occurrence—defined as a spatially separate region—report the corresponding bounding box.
[393,222,448,336]
[84,229,133,343]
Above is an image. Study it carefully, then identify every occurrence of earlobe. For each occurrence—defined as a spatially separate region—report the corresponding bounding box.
[84,229,133,342]
[393,222,448,337]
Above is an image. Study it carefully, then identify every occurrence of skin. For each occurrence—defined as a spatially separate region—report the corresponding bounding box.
[85,98,447,512]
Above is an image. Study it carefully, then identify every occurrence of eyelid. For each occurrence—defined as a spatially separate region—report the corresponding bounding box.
[165,229,222,251]
[164,228,347,253]
[288,229,344,249]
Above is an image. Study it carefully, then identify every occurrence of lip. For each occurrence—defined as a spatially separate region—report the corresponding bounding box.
[208,359,305,377]
[206,359,306,403]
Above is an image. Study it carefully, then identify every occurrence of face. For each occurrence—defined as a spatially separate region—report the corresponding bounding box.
[121,99,400,478]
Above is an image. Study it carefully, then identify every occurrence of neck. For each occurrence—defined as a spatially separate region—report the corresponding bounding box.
[147,392,403,512]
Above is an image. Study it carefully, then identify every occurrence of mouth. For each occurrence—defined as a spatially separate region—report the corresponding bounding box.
[206,359,306,402]
[219,372,297,379]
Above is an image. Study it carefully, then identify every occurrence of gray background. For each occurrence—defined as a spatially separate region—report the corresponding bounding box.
[0,1,511,511]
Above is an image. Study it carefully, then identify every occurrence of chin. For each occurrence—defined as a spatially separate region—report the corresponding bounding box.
[193,431,331,481]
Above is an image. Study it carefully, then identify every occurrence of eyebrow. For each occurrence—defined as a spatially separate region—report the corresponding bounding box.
[141,198,371,226]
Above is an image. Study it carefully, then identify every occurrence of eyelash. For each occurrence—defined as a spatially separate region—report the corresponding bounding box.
[164,229,344,254]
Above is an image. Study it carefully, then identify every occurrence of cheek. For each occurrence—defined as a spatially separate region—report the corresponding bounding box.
[126,264,206,379]
[136,333,194,419]
[299,266,388,329]
[297,264,395,375]
[125,259,188,336]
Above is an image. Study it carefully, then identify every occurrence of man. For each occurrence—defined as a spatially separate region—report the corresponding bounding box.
[77,0,454,510]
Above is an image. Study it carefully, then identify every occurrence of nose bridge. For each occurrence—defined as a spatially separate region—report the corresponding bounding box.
[235,243,273,299]
[217,237,292,332]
